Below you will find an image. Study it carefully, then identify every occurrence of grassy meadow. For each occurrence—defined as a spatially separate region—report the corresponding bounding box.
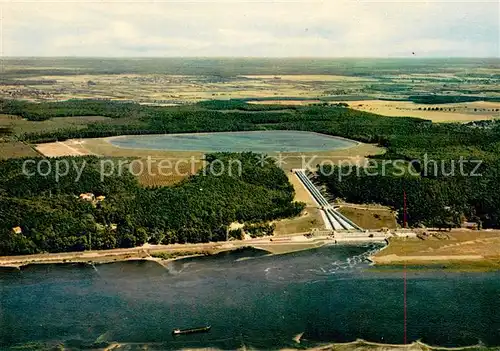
[1,57,498,108]
[0,58,500,246]
[0,141,39,159]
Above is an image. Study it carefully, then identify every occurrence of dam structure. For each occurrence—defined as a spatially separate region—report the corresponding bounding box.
[293,169,364,233]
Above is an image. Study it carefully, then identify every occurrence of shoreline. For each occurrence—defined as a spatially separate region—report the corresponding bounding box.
[0,236,326,269]
[0,234,389,269]
[2,228,499,270]
[370,230,500,271]
[299,338,492,351]
[13,337,495,351]
[2,233,499,271]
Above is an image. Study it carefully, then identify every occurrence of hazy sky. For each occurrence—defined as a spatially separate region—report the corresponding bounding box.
[2,0,499,57]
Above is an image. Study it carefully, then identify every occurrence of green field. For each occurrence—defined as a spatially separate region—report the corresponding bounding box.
[0,114,112,135]
[3,57,499,77]
[0,140,39,159]
[1,58,498,105]
[1,58,500,254]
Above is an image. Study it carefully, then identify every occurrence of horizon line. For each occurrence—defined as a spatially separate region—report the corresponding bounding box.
[2,56,499,60]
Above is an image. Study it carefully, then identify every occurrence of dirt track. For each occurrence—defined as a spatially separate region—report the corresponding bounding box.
[36,140,95,157]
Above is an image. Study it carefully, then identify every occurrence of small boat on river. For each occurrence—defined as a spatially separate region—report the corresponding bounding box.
[172,326,211,336]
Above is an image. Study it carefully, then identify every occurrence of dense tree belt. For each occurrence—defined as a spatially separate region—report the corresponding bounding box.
[0,154,304,255]
[1,98,500,252]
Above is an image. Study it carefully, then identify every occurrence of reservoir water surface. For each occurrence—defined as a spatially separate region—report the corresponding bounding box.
[1,245,499,350]
[109,131,358,153]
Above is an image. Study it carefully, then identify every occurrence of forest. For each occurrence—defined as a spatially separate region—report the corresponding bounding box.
[1,98,500,249]
[1,98,428,145]
[0,153,304,255]
[407,95,500,104]
[315,159,500,229]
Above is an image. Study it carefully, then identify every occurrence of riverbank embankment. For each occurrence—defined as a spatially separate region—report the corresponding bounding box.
[371,229,500,270]
[0,234,389,269]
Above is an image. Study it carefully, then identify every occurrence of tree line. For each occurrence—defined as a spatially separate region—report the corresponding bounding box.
[315,158,500,229]
[2,98,500,231]
[0,154,304,255]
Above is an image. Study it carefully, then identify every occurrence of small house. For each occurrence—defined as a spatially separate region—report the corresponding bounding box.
[12,226,22,234]
[79,193,95,202]
[461,221,478,230]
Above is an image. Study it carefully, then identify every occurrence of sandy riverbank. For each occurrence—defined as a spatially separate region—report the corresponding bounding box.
[371,229,500,270]
[281,339,489,351]
[2,230,499,270]
[0,235,337,269]
[82,338,494,351]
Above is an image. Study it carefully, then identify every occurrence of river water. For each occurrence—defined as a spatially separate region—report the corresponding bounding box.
[1,244,499,350]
